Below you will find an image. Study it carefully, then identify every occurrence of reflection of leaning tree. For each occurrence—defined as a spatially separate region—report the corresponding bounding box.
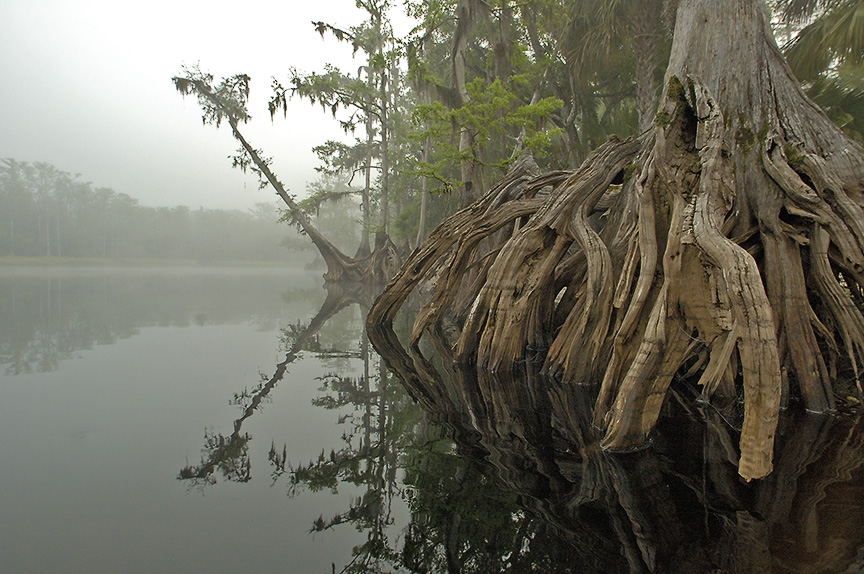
[270,332,414,572]
[369,0,864,481]
[173,68,401,283]
[178,282,373,486]
[276,325,597,573]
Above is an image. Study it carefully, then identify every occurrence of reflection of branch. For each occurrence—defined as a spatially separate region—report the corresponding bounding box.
[178,431,251,487]
[263,322,415,573]
[312,373,378,410]
[278,372,384,497]
[178,282,369,486]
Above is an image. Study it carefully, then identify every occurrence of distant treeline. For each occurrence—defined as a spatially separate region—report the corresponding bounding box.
[0,159,295,261]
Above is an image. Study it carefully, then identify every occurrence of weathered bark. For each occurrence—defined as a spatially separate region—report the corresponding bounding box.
[368,0,864,481]
[369,316,864,572]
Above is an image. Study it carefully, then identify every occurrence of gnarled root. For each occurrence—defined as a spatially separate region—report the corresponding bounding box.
[368,74,864,481]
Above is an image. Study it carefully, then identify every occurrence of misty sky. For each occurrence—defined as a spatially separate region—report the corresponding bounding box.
[0,0,402,211]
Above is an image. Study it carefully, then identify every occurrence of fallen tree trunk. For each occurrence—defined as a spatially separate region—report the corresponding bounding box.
[368,0,864,481]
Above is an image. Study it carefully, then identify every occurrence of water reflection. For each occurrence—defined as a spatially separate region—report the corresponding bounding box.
[167,275,864,573]
[368,323,864,573]
[5,268,862,571]
[0,267,318,374]
[179,282,604,572]
[178,281,372,487]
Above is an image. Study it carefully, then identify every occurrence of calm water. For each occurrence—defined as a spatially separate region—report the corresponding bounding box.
[1,267,863,573]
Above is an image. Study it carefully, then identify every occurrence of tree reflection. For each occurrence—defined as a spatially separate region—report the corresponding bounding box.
[368,322,864,573]
[178,286,864,572]
[179,278,598,571]
[274,342,420,572]
[271,316,616,573]
[0,270,318,375]
[178,281,373,488]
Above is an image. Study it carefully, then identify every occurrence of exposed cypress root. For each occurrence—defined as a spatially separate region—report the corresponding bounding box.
[368,0,864,481]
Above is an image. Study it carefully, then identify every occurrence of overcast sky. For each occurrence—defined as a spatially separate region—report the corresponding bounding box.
[0,0,408,211]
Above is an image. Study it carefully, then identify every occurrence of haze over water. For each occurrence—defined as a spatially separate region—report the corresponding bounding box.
[1,266,863,573]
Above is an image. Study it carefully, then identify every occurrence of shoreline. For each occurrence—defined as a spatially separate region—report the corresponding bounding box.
[0,257,319,277]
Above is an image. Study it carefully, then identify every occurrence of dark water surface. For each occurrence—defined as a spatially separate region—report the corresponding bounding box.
[1,267,863,573]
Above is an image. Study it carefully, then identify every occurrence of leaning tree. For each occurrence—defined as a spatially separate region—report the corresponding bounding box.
[368,0,864,481]
[173,68,401,283]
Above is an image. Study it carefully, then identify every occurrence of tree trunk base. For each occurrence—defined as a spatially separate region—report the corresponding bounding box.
[369,75,864,481]
[320,231,402,284]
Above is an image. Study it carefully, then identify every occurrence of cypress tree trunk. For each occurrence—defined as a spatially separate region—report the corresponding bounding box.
[629,0,664,132]
[452,0,481,207]
[368,0,864,481]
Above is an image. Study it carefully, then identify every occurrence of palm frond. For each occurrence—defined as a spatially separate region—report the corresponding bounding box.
[785,0,864,81]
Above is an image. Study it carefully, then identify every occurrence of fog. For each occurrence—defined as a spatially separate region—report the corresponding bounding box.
[0,0,402,211]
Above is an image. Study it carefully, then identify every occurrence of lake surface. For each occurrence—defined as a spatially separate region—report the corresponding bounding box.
[1,267,863,573]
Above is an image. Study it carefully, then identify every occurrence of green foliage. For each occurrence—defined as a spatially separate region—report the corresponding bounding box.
[404,76,562,203]
[458,77,564,159]
[391,183,459,243]
[802,59,864,141]
[282,175,363,254]
[273,65,377,134]
[781,0,864,79]
[773,0,864,143]
[173,0,678,249]
[270,0,407,250]
[392,0,662,238]
[169,1,864,257]
[173,65,252,127]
